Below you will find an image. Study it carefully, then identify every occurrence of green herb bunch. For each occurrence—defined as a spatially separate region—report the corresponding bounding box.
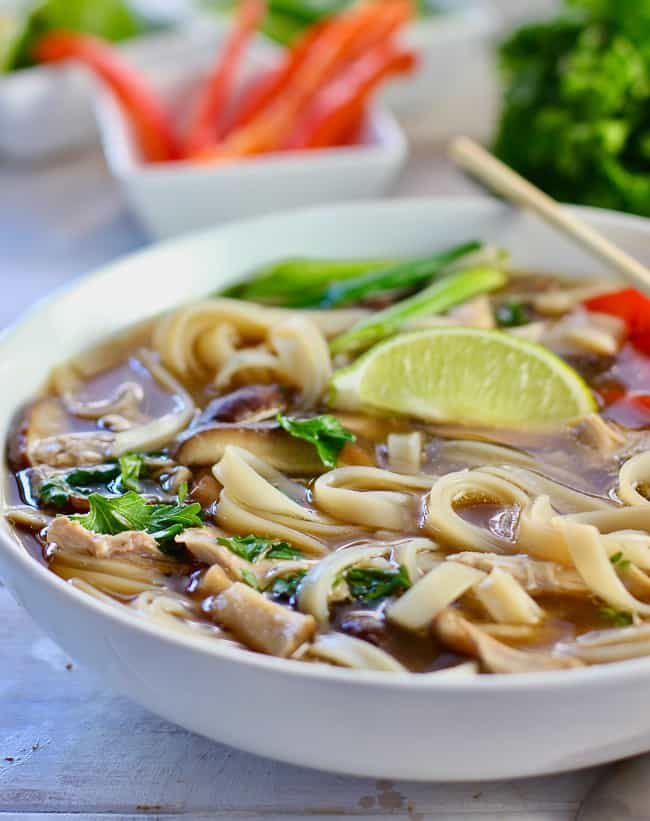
[494,0,650,216]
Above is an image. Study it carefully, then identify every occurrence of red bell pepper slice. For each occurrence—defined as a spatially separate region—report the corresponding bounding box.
[183,0,265,156]
[194,0,413,161]
[584,288,650,355]
[35,32,180,163]
[284,45,416,150]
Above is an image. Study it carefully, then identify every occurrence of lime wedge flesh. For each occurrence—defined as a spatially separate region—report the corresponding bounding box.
[329,327,597,428]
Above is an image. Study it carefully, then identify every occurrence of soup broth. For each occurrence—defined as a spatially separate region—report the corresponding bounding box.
[7,246,650,675]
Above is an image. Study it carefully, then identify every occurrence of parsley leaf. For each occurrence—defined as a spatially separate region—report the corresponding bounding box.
[218,534,303,563]
[599,606,634,627]
[270,571,307,598]
[277,414,355,468]
[118,453,144,492]
[66,463,120,487]
[496,300,529,328]
[266,543,303,560]
[39,475,71,509]
[610,551,631,571]
[72,492,203,549]
[345,565,411,604]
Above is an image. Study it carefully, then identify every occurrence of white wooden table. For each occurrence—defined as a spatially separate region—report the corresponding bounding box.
[0,143,624,820]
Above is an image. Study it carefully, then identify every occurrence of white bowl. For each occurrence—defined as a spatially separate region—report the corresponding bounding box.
[0,21,220,160]
[3,198,650,782]
[95,47,407,239]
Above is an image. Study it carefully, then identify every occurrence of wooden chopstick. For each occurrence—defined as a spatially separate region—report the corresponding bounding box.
[449,135,650,292]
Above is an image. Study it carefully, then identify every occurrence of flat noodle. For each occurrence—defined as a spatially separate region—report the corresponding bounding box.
[387,432,423,474]
[387,563,486,632]
[313,466,432,531]
[474,568,543,625]
[307,632,408,672]
[298,542,391,626]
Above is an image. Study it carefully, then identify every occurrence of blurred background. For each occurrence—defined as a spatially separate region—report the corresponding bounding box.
[9,0,648,331]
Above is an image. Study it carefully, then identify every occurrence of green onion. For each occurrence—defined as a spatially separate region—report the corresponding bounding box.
[222,257,398,306]
[321,241,482,308]
[330,267,508,356]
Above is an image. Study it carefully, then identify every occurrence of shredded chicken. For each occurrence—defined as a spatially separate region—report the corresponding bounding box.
[210,582,317,657]
[47,516,159,559]
[175,527,245,576]
[433,608,583,673]
[448,552,588,596]
[29,432,115,468]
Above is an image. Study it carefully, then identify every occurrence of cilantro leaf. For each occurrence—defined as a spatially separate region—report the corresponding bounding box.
[39,475,71,509]
[599,606,634,627]
[277,414,355,468]
[610,551,631,570]
[118,453,144,492]
[72,492,203,550]
[266,543,304,560]
[345,565,411,604]
[270,571,307,598]
[218,534,303,563]
[66,463,120,487]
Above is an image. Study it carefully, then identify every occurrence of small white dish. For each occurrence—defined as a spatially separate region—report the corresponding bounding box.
[0,18,219,160]
[3,198,650,781]
[94,45,408,239]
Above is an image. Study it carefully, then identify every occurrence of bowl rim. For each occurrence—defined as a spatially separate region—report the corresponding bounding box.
[5,194,650,693]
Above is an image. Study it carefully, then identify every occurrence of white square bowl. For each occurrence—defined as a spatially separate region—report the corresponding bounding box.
[0,19,220,160]
[94,44,408,239]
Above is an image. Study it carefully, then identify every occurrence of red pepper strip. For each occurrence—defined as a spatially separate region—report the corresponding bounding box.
[184,0,266,156]
[224,21,327,136]
[193,0,412,160]
[284,46,416,150]
[35,33,179,163]
[584,288,650,354]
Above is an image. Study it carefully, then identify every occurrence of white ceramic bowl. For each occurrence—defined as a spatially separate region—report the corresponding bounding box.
[95,45,407,239]
[3,198,650,782]
[0,20,219,160]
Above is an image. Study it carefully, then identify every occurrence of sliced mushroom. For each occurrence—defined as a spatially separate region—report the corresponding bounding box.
[196,384,289,426]
[448,552,588,596]
[433,608,583,673]
[176,421,326,474]
[209,582,317,657]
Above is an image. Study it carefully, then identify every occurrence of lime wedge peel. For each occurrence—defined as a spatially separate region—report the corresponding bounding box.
[328,327,597,429]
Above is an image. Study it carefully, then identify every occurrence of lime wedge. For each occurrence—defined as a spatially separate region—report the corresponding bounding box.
[329,327,597,428]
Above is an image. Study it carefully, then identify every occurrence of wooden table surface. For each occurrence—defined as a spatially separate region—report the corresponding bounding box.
[0,143,622,820]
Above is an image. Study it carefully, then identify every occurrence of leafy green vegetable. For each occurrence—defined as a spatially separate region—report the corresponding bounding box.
[321,241,483,308]
[39,475,71,509]
[66,463,120,487]
[118,453,144,493]
[277,414,355,468]
[270,571,307,597]
[72,492,203,550]
[218,534,304,562]
[330,267,507,356]
[177,480,189,504]
[6,0,150,72]
[345,565,410,604]
[241,569,259,590]
[266,543,304,560]
[494,0,650,217]
[496,301,529,328]
[223,257,398,306]
[610,551,631,570]
[599,606,634,626]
